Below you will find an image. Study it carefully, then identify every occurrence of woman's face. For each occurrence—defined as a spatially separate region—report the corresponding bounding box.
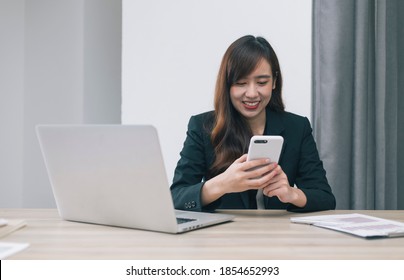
[230,59,275,123]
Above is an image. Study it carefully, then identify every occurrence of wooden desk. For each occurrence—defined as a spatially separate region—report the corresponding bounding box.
[1,209,404,259]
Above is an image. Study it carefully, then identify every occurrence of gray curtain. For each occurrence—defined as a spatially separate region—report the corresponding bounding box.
[312,0,404,209]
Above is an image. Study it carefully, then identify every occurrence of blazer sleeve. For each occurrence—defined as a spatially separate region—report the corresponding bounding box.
[286,117,336,212]
[170,115,215,212]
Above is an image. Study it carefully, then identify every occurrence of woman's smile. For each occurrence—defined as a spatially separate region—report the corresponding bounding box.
[242,101,260,110]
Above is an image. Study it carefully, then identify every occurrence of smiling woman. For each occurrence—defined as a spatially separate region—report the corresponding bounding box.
[210,36,283,176]
[122,0,313,186]
[229,60,275,134]
[170,35,336,213]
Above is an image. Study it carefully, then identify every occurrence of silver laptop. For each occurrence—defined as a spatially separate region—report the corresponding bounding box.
[36,124,234,233]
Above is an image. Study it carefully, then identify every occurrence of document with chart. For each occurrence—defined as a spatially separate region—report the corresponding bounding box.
[291,213,404,238]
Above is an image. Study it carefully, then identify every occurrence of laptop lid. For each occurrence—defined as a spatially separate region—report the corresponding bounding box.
[36,125,233,233]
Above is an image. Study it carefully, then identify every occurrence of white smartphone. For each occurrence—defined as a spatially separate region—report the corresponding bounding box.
[247,135,284,163]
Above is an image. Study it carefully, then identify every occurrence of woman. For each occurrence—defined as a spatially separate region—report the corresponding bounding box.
[170,35,336,212]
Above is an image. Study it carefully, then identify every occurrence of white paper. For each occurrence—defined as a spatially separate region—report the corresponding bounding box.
[291,213,404,238]
[0,242,29,259]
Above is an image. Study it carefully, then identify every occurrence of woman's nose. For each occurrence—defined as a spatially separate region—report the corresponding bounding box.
[245,83,258,98]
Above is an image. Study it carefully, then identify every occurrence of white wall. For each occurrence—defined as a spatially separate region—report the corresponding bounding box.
[0,0,121,208]
[122,0,312,183]
[0,0,25,207]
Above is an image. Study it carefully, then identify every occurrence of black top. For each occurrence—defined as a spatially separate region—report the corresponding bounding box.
[170,108,336,212]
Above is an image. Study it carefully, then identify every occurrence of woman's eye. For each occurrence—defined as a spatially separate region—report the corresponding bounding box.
[257,81,269,86]
[235,82,247,86]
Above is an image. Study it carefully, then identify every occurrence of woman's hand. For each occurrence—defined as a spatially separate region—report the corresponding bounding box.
[201,154,278,205]
[202,154,307,208]
[262,165,307,208]
[219,154,280,193]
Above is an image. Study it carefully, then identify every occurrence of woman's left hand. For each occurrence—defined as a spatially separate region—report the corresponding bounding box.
[262,164,307,208]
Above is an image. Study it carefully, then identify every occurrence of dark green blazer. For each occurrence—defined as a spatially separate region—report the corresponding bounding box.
[170,109,336,212]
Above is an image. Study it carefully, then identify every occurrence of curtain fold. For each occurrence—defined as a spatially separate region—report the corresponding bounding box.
[312,0,404,209]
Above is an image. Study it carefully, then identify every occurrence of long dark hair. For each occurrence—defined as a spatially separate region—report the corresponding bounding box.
[209,35,284,177]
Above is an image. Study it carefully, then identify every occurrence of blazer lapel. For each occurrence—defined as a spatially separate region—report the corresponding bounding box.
[266,109,285,136]
[266,109,287,163]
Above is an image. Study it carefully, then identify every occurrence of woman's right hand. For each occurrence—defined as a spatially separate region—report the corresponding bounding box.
[201,154,278,206]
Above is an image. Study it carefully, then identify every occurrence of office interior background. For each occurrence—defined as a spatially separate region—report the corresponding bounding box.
[1,0,403,210]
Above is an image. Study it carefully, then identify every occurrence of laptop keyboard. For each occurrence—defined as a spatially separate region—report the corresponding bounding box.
[176,217,196,224]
